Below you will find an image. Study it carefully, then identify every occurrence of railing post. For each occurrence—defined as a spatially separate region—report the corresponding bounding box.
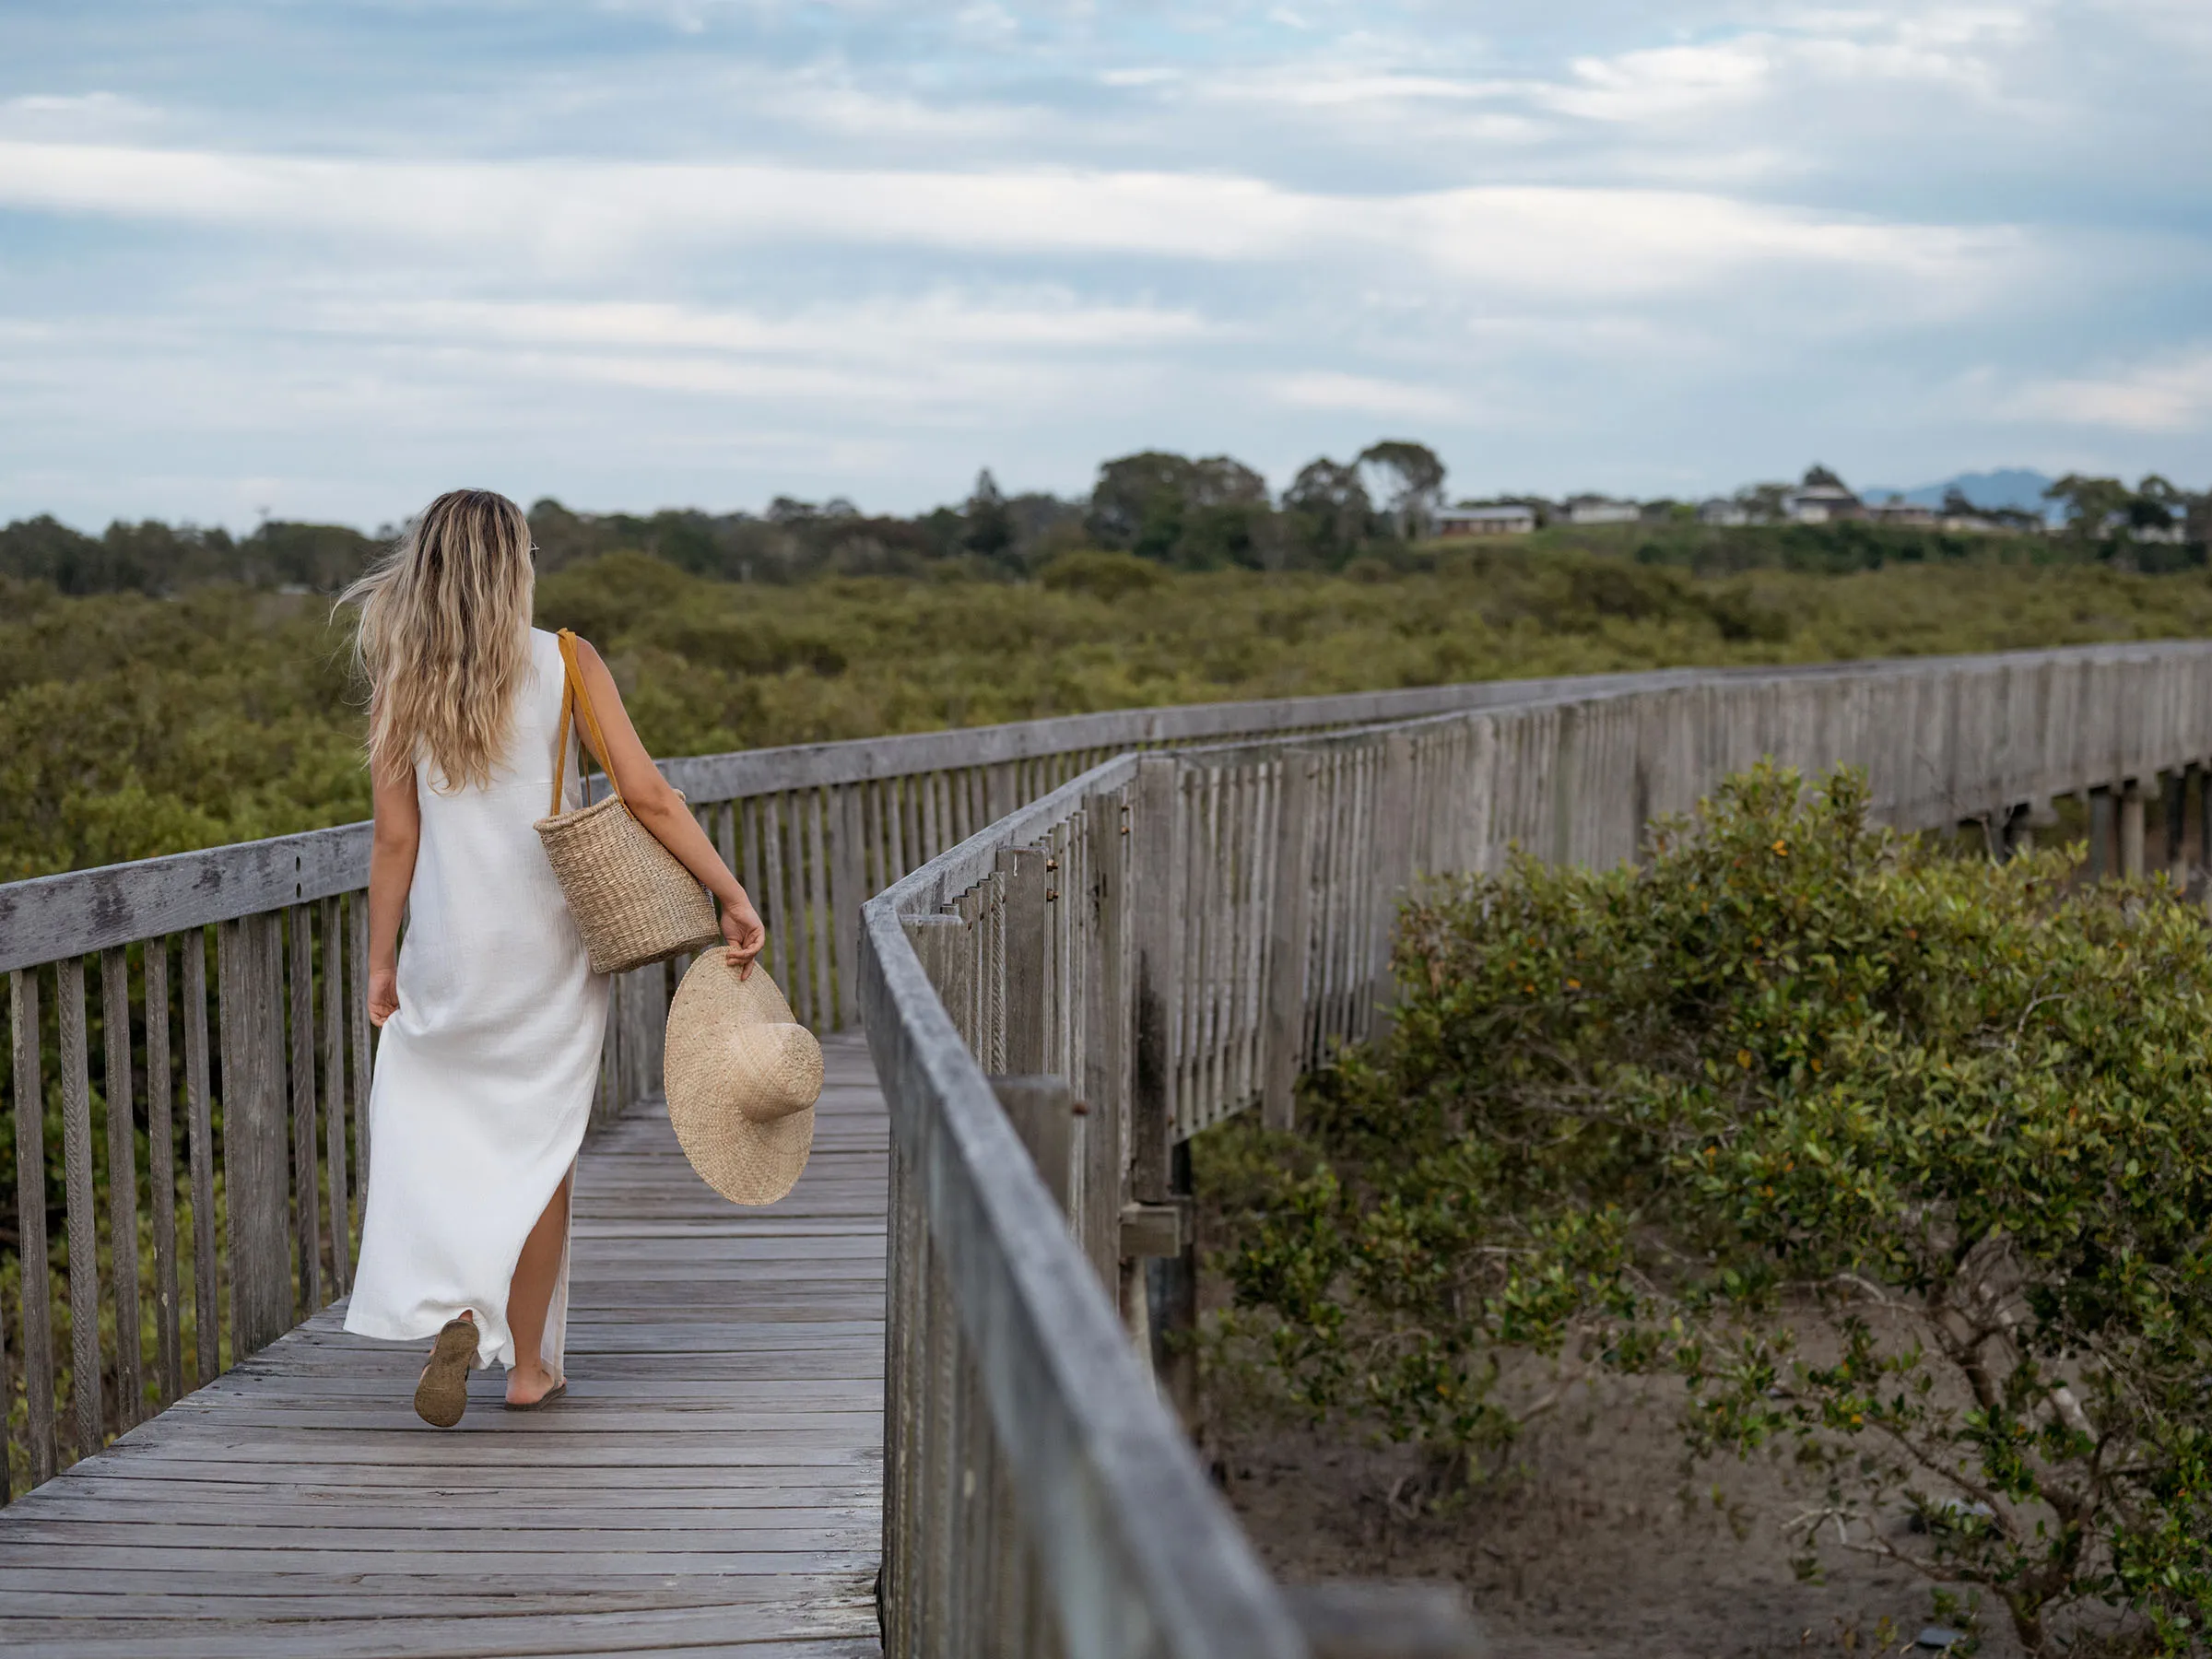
[58,957,100,1459]
[219,913,291,1359]
[99,947,143,1432]
[1081,791,1128,1290]
[1263,748,1319,1134]
[997,847,1048,1077]
[2120,776,2149,878]
[286,907,321,1318]
[2167,767,2193,887]
[985,761,1017,824]
[834,783,865,1030]
[890,913,964,1659]
[11,969,55,1485]
[993,1076,1076,1217]
[1369,731,1416,1038]
[1129,757,1179,1204]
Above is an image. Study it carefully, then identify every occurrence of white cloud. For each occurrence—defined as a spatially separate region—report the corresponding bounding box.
[1550,41,1776,123]
[1265,371,1460,418]
[0,91,165,141]
[2009,347,2212,433]
[323,292,1213,355]
[0,140,2013,302]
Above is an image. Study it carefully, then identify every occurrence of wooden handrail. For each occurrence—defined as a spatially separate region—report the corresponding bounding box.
[858,640,2212,1653]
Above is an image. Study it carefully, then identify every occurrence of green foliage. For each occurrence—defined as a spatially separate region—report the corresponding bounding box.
[1206,767,2212,1653]
[0,515,385,595]
[11,547,2212,882]
[1036,548,1169,601]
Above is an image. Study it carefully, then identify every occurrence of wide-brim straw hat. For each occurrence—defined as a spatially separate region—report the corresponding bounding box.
[663,956,822,1206]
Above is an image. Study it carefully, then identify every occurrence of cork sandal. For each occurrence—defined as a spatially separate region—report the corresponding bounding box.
[503,1379,567,1412]
[413,1316,477,1429]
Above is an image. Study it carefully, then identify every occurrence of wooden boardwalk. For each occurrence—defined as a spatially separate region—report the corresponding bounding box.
[0,1033,888,1658]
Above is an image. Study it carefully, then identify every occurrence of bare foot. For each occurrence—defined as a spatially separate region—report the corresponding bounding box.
[506,1359,562,1407]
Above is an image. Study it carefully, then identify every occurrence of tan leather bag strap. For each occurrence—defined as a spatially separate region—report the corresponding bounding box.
[547,628,623,818]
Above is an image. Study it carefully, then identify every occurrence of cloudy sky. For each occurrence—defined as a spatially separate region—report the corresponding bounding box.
[2,1,2207,531]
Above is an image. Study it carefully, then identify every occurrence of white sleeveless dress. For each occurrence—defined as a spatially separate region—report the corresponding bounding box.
[344,628,608,1374]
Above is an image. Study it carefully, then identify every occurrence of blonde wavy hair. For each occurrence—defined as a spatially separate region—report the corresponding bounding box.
[340,488,535,790]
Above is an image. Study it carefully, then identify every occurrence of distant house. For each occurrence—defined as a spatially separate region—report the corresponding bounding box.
[1698,499,1750,527]
[1565,496,1641,526]
[1866,499,1936,528]
[1435,504,1536,537]
[1785,483,1863,524]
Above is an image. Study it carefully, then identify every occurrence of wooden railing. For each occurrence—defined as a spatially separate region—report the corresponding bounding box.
[859,638,2212,1657]
[0,669,1700,1502]
[6,636,2212,1653]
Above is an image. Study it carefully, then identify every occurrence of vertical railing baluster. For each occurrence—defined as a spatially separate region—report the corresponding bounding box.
[288,904,321,1313]
[58,958,100,1461]
[761,794,793,1001]
[1263,751,1318,1132]
[738,797,769,979]
[182,929,218,1389]
[145,936,182,1408]
[220,915,290,1359]
[713,800,737,886]
[321,896,351,1296]
[11,968,55,1486]
[806,789,833,1030]
[1081,790,1126,1287]
[348,893,372,1203]
[833,782,865,1030]
[99,947,144,1432]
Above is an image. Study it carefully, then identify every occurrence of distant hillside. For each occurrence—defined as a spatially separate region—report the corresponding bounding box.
[1861,468,2055,515]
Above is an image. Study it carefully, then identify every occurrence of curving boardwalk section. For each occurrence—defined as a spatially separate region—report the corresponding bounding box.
[0,1034,887,1658]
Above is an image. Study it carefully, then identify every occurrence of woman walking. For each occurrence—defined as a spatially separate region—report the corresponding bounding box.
[339,489,764,1426]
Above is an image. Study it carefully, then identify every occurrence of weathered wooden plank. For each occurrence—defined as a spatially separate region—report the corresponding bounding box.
[218,915,290,1359]
[0,1032,888,1649]
[321,895,351,1296]
[12,968,57,1486]
[1129,757,1179,1206]
[347,891,371,1206]
[57,958,102,1462]
[1262,749,1318,1132]
[287,905,321,1314]
[832,782,865,1031]
[99,947,145,1434]
[861,893,1302,1659]
[991,1077,1076,1219]
[182,928,218,1391]
[0,822,372,976]
[762,794,794,1010]
[144,937,182,1409]
[805,788,834,1032]
[1084,787,1132,1283]
[997,847,1048,1076]
[0,1603,879,1659]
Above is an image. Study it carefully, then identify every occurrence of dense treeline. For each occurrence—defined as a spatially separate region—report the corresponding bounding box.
[8,543,2212,882]
[11,444,2203,598]
[0,515,386,595]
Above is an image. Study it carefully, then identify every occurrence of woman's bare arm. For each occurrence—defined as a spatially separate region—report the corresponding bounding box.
[569,636,767,977]
[366,760,421,1028]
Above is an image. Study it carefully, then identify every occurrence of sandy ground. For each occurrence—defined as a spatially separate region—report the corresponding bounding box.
[1206,1360,2028,1659]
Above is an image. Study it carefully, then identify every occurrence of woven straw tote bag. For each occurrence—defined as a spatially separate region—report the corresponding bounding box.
[534,629,723,975]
